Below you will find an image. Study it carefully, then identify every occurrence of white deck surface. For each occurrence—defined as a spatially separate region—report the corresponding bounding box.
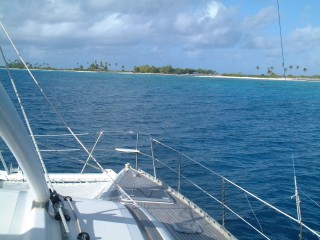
[0,189,60,240]
[0,170,147,240]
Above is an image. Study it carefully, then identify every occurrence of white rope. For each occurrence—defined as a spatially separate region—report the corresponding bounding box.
[57,207,71,239]
[65,197,83,234]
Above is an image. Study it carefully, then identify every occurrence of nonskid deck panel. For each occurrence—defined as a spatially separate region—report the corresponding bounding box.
[103,168,235,240]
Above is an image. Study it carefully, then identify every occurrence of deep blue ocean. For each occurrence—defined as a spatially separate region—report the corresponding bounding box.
[0,69,319,239]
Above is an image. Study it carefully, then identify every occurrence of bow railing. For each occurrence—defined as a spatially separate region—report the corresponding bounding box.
[1,130,319,239]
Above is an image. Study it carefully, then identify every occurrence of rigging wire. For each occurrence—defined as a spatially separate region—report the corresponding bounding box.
[300,190,320,208]
[0,20,105,173]
[291,155,302,222]
[276,1,305,239]
[0,22,141,216]
[244,193,263,233]
[276,0,286,79]
[0,26,54,190]
[291,155,303,240]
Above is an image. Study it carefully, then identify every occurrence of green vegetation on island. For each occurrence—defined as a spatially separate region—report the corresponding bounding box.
[2,59,319,79]
[5,59,56,70]
[2,59,125,72]
[253,65,320,79]
[74,60,125,72]
[133,65,216,75]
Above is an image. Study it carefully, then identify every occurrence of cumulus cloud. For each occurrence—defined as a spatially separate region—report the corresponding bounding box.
[1,0,241,49]
[242,35,279,50]
[288,25,320,50]
[239,6,279,50]
[0,0,318,74]
[86,13,153,45]
[173,1,241,49]
[240,6,277,30]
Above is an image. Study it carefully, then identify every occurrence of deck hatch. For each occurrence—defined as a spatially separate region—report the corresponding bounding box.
[173,222,203,234]
[121,187,173,203]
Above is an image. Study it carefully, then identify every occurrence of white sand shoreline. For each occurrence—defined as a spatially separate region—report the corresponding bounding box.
[2,68,320,81]
[195,75,320,82]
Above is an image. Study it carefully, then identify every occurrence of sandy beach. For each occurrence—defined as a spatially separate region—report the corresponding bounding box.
[195,74,320,82]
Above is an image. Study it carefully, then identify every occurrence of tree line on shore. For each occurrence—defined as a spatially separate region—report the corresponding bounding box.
[2,60,216,75]
[4,59,55,70]
[74,60,125,72]
[256,65,309,78]
[2,59,319,78]
[133,65,216,75]
[2,59,125,72]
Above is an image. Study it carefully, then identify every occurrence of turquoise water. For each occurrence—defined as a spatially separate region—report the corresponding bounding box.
[1,69,319,239]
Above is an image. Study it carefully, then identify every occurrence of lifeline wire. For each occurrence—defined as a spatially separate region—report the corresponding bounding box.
[0,20,104,173]
[152,138,320,238]
[0,30,54,190]
[0,22,136,208]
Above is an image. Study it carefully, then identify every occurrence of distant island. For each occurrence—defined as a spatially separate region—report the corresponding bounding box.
[133,65,216,75]
[2,59,117,72]
[2,59,320,80]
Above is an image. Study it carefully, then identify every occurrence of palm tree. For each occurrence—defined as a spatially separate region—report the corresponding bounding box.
[296,65,300,80]
[303,67,307,75]
[267,67,272,76]
[256,66,260,75]
[289,65,293,76]
[99,61,104,69]
[267,66,274,76]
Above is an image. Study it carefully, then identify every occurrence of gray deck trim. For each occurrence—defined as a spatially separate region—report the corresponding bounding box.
[125,203,164,240]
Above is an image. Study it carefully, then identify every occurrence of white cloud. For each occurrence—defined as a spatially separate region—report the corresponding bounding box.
[18,21,78,39]
[173,1,240,49]
[240,6,277,30]
[174,13,194,33]
[289,25,320,50]
[1,0,240,50]
[239,6,280,50]
[242,35,278,49]
[0,0,318,74]
[87,13,152,43]
[202,1,226,20]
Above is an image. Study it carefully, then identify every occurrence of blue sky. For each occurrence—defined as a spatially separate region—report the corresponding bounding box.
[0,0,319,75]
